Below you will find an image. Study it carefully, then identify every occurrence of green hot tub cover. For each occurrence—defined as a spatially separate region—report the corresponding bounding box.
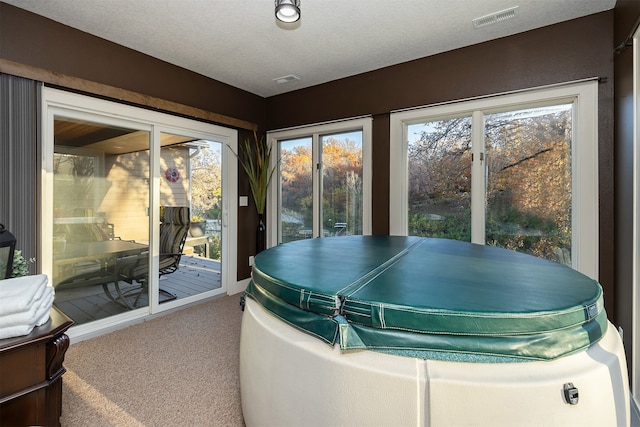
[245,236,607,362]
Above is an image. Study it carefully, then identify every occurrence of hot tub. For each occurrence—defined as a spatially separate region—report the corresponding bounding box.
[240,236,629,426]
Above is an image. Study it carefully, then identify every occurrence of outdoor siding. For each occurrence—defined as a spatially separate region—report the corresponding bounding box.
[102,151,150,241]
[100,147,190,241]
[160,147,189,209]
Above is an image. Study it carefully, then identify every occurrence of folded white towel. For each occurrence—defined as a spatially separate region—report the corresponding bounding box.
[0,321,46,340]
[34,296,53,326]
[0,285,54,340]
[0,274,49,317]
[0,286,54,328]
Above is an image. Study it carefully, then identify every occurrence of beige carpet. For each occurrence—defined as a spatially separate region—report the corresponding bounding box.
[60,295,245,426]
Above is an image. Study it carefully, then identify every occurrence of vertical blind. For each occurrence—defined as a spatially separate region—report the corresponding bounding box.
[0,73,41,272]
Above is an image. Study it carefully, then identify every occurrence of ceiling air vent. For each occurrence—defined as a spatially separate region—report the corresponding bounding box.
[274,74,300,84]
[473,6,519,29]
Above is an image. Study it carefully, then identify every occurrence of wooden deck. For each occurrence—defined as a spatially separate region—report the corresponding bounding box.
[53,255,221,325]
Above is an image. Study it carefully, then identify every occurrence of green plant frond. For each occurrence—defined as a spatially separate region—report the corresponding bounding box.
[228,132,277,215]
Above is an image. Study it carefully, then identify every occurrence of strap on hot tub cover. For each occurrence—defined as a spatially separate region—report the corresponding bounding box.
[246,278,340,345]
[339,308,608,361]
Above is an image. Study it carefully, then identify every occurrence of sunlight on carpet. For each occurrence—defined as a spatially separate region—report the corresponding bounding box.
[62,370,146,426]
[60,295,245,426]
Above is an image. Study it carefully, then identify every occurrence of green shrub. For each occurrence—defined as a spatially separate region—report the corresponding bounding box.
[9,250,35,278]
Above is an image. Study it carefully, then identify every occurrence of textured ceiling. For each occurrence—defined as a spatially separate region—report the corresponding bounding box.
[3,0,616,97]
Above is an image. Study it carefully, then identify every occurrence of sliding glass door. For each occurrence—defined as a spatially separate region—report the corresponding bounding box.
[52,117,152,318]
[158,133,224,302]
[42,88,237,335]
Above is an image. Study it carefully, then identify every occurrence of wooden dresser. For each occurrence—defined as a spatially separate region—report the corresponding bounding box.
[0,307,73,426]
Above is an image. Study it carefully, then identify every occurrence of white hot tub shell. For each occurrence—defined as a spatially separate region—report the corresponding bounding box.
[240,237,630,426]
[241,297,629,427]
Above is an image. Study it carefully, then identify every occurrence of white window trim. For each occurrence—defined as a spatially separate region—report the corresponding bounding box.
[632,24,640,409]
[267,117,373,247]
[390,81,598,279]
[42,87,238,341]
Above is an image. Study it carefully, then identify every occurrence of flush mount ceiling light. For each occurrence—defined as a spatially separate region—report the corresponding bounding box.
[275,0,300,23]
[273,74,300,84]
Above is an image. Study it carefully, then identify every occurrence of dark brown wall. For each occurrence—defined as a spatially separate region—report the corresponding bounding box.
[267,12,617,320]
[267,12,614,122]
[614,0,640,376]
[0,2,265,280]
[0,3,265,127]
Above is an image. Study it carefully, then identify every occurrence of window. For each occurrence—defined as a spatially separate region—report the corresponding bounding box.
[390,81,598,278]
[267,118,372,245]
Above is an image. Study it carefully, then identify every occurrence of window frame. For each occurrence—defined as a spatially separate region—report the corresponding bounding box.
[632,25,640,407]
[390,81,598,279]
[267,117,373,246]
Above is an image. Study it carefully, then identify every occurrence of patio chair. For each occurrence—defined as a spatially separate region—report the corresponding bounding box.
[103,206,190,308]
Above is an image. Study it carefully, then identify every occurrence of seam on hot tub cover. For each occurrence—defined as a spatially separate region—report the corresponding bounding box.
[251,236,426,317]
[336,238,426,296]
